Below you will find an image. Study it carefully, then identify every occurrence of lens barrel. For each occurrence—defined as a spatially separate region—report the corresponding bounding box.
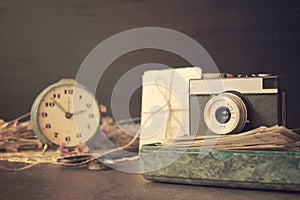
[204,92,249,134]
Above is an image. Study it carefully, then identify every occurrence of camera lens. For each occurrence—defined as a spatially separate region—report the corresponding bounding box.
[215,106,231,124]
[204,92,250,134]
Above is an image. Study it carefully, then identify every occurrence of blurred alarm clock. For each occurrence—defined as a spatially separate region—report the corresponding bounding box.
[31,79,100,148]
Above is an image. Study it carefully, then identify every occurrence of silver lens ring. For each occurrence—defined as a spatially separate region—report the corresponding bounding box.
[204,92,248,134]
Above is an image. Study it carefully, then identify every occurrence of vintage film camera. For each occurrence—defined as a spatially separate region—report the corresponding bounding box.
[190,73,287,135]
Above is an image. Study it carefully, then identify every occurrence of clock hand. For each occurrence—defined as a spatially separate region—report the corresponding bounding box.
[50,97,68,113]
[67,97,70,113]
[72,109,87,116]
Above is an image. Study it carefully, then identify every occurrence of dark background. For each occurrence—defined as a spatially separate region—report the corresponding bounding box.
[0,0,300,127]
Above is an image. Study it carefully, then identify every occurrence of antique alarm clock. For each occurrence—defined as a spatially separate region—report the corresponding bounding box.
[31,79,100,148]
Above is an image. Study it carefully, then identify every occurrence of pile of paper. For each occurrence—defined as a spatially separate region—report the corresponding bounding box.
[140,67,202,147]
[163,126,300,151]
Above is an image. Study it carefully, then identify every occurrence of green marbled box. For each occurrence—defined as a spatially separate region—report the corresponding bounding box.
[140,144,300,191]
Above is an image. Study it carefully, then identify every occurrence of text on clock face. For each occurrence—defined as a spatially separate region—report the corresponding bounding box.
[37,85,100,147]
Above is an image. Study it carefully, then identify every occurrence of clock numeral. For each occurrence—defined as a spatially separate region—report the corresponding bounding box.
[88,113,94,119]
[77,133,82,138]
[45,102,55,107]
[65,136,71,142]
[54,132,59,138]
[45,123,51,129]
[64,89,73,95]
[87,124,91,129]
[53,93,60,99]
[41,112,48,118]
[79,95,82,100]
[86,103,92,109]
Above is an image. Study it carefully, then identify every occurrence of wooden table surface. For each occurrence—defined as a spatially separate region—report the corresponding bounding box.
[0,163,299,200]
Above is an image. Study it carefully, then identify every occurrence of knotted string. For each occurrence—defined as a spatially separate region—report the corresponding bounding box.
[0,69,188,170]
[141,69,187,139]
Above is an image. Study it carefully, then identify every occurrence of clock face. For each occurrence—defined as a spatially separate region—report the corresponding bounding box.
[35,83,100,147]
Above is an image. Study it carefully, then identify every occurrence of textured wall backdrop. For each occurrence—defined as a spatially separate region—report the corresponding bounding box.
[0,0,299,127]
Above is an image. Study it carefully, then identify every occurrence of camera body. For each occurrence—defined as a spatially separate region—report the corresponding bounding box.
[190,74,287,135]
